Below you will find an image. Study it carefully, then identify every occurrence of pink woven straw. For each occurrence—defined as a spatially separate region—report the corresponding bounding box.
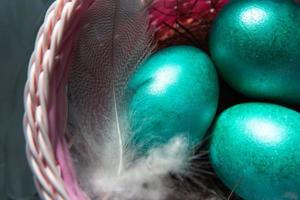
[23,0,94,199]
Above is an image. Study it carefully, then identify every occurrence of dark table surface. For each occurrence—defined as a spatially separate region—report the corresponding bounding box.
[0,1,54,199]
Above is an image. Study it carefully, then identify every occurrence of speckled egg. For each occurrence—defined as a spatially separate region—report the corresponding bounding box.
[210,102,300,200]
[125,45,219,153]
[210,0,300,104]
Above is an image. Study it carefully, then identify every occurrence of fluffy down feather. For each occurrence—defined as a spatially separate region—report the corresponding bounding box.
[67,0,235,199]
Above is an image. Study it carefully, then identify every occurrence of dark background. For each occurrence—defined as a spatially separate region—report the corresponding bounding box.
[0,1,53,199]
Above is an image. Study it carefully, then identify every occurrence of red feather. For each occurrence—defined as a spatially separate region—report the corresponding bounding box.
[148,0,229,49]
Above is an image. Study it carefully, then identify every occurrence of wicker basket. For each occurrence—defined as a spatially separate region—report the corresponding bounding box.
[23,1,95,199]
[23,0,300,199]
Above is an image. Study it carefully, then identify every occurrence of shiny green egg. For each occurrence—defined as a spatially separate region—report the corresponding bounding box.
[125,45,219,153]
[210,103,300,200]
[210,0,300,104]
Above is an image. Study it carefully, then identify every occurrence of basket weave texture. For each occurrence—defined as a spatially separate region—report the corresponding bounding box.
[23,1,94,199]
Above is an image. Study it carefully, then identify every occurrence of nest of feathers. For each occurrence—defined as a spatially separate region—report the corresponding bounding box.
[68,0,240,199]
[24,0,244,200]
[25,0,300,199]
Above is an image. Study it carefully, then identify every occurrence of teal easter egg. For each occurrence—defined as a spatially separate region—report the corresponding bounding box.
[125,45,219,153]
[210,103,300,200]
[210,0,300,104]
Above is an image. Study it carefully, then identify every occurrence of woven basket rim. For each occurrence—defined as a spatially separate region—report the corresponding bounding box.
[23,0,94,199]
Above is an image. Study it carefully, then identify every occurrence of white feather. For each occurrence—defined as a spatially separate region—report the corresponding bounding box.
[67,0,212,199]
